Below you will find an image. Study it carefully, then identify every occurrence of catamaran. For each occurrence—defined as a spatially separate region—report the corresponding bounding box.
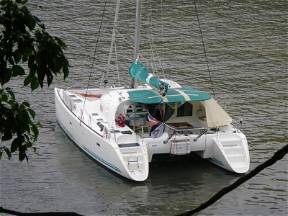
[55,0,250,181]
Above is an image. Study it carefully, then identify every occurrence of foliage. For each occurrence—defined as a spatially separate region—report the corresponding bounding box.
[0,88,38,161]
[0,0,69,160]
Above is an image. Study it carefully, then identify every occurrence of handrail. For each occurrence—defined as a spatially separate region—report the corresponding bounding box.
[164,124,210,144]
[231,118,243,132]
[193,129,208,141]
[165,124,208,134]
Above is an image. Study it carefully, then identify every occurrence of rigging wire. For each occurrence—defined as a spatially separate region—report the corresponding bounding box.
[160,0,164,36]
[115,29,135,51]
[148,0,166,78]
[159,0,166,78]
[104,0,121,87]
[193,0,216,97]
[148,0,156,74]
[114,40,120,87]
[80,0,108,123]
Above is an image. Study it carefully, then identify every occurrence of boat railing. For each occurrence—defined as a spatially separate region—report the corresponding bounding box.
[231,118,243,132]
[65,85,126,91]
[164,124,209,143]
[165,124,207,134]
[66,85,85,90]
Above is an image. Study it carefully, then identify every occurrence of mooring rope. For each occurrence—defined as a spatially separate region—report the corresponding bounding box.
[80,0,108,122]
[175,144,288,216]
[193,0,215,97]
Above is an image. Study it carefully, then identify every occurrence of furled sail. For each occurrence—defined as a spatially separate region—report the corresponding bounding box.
[128,60,169,95]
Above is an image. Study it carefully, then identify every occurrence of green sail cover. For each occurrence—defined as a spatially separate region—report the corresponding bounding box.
[128,61,168,90]
[128,61,149,82]
[128,87,211,104]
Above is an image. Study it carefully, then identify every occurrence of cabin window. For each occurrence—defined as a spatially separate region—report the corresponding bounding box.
[177,102,193,117]
[147,104,163,121]
[164,104,175,121]
[146,104,175,122]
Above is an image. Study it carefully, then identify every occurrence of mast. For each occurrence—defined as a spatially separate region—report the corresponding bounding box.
[130,0,141,88]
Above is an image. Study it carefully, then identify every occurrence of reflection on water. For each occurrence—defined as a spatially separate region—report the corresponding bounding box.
[0,0,287,215]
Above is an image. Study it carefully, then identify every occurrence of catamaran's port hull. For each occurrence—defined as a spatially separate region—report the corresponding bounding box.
[145,131,250,174]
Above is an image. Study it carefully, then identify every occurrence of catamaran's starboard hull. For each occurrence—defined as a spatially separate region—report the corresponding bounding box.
[55,88,149,181]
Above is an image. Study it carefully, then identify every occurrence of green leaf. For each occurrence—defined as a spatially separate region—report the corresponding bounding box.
[1,93,8,101]
[0,68,12,85]
[19,144,28,161]
[28,55,35,68]
[30,76,39,90]
[22,101,30,107]
[31,123,39,139]
[24,74,32,86]
[8,56,15,65]
[46,72,53,86]
[25,14,36,31]
[28,108,35,118]
[13,50,22,64]
[26,140,33,147]
[38,22,45,29]
[35,69,44,87]
[54,37,66,48]
[12,65,25,76]
[33,15,40,23]
[19,152,26,161]
[4,147,11,159]
[63,65,69,79]
[11,137,23,153]
[2,131,12,141]
[6,87,15,99]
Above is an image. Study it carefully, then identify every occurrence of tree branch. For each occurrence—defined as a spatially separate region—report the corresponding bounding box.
[0,207,83,216]
[176,144,288,216]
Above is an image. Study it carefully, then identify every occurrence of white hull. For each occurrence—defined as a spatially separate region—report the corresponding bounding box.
[144,130,250,173]
[55,87,249,181]
[55,88,149,181]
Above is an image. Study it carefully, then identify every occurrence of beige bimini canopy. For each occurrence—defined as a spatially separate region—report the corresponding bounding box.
[201,98,232,128]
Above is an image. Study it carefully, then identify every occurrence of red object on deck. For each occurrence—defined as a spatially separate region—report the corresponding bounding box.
[116,113,126,127]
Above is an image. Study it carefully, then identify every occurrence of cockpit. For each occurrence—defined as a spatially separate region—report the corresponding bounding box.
[115,100,214,138]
